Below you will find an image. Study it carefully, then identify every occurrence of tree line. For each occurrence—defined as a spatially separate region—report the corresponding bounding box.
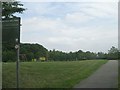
[2,43,119,62]
[47,46,119,61]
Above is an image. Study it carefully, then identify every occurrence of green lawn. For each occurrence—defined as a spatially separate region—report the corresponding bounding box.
[118,76,120,90]
[3,60,108,88]
[0,62,2,89]
[118,60,120,90]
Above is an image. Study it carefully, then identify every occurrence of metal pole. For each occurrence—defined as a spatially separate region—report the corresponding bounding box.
[16,45,19,88]
[15,38,20,88]
[15,17,21,89]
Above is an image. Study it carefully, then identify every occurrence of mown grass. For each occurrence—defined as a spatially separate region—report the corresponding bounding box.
[3,60,108,88]
[0,62,2,89]
[117,73,119,89]
[118,60,120,90]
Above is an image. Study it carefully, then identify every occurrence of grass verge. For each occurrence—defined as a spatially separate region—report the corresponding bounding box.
[3,60,108,88]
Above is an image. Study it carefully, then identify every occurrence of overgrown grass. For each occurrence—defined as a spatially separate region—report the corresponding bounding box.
[3,60,108,88]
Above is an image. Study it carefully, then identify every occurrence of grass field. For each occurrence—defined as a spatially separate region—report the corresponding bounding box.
[118,74,120,90]
[0,63,2,89]
[3,60,108,88]
[118,60,120,90]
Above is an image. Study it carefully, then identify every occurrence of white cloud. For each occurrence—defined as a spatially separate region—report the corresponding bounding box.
[65,13,94,23]
[81,3,118,18]
[21,16,117,52]
[22,17,64,35]
[21,2,118,53]
[19,0,119,2]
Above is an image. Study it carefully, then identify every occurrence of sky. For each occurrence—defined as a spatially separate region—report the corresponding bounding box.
[18,1,118,53]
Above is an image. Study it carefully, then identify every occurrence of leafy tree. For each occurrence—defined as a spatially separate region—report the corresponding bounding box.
[3,50,16,62]
[26,52,34,61]
[2,1,26,18]
[107,46,119,60]
[85,51,92,60]
[97,52,106,59]
[108,46,118,53]
[20,43,48,61]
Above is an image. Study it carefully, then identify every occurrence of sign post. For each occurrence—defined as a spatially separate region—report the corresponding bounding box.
[15,38,20,88]
[2,17,21,88]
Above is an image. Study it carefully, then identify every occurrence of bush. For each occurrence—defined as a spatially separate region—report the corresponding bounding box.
[3,50,16,62]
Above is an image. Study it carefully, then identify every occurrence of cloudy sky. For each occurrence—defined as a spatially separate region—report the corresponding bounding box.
[18,1,118,53]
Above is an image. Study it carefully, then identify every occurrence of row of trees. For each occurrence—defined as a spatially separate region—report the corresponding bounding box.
[2,43,120,62]
[48,46,119,61]
[2,43,48,62]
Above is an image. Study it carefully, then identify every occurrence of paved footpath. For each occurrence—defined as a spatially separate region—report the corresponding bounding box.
[74,60,118,88]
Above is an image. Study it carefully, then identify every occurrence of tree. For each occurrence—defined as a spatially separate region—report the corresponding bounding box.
[97,52,106,59]
[3,50,16,62]
[107,46,119,60]
[2,1,26,18]
[20,43,48,61]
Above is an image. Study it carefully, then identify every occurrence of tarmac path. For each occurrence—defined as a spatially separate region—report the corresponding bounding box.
[74,60,118,88]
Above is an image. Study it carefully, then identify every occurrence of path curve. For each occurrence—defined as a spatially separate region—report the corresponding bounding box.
[74,60,118,88]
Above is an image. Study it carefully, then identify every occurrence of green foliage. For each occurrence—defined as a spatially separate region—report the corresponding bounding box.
[2,43,48,62]
[2,41,16,62]
[47,46,119,61]
[97,52,107,59]
[3,43,119,62]
[48,49,68,61]
[107,46,119,60]
[2,50,16,62]
[2,60,107,88]
[2,1,26,18]
[20,43,48,61]
[48,49,97,61]
[26,52,34,61]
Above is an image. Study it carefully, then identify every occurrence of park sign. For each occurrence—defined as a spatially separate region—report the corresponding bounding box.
[2,17,20,45]
[2,17,21,88]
